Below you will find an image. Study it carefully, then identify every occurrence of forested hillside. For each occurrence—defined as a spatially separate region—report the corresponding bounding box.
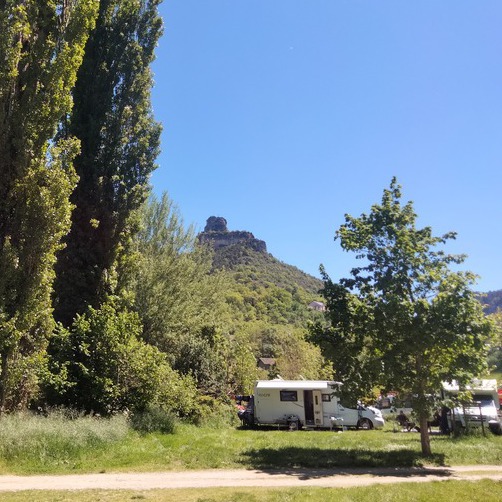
[213,241,323,326]
[198,216,332,388]
[481,290,502,314]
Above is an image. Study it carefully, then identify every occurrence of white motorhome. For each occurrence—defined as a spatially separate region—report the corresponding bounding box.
[441,379,501,434]
[374,393,413,418]
[238,380,384,430]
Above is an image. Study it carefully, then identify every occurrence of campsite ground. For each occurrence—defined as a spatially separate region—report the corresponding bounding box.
[0,417,500,499]
[0,467,501,501]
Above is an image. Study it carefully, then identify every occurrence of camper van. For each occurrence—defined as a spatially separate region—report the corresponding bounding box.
[238,380,384,430]
[374,393,413,418]
[441,379,501,434]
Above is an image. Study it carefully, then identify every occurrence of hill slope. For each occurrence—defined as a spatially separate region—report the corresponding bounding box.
[198,217,323,327]
[481,290,502,315]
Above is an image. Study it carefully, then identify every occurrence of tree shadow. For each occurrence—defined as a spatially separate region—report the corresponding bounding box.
[239,446,447,478]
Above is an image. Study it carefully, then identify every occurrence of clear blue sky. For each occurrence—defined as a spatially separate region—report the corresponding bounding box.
[150,0,501,293]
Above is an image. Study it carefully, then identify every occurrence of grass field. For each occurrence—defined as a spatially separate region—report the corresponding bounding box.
[0,480,501,501]
[0,413,500,475]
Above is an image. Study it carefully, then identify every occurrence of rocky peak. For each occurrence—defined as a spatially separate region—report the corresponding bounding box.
[198,216,267,253]
[204,216,228,233]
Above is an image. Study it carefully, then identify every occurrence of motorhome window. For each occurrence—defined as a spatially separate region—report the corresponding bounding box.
[322,394,331,402]
[380,398,391,409]
[280,390,298,402]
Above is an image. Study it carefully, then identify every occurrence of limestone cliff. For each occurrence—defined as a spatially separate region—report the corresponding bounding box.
[198,216,267,253]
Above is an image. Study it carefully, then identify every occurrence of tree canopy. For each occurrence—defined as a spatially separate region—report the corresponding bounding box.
[0,0,98,411]
[53,0,163,326]
[309,178,494,455]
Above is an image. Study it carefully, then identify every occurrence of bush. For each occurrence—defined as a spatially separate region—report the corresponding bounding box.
[192,396,239,428]
[45,301,173,414]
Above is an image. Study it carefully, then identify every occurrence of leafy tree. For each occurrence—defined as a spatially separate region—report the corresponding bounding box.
[310,178,493,456]
[130,193,230,396]
[53,0,163,326]
[227,338,259,395]
[173,326,229,397]
[235,322,332,382]
[0,0,98,410]
[487,311,502,372]
[274,329,333,381]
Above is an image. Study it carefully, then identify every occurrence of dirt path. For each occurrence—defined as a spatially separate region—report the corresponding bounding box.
[0,466,501,491]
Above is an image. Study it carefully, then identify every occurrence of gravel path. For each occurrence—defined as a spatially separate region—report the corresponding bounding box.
[0,466,501,491]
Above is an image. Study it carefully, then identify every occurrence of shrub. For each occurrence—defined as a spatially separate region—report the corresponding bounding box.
[45,300,173,414]
[193,396,239,428]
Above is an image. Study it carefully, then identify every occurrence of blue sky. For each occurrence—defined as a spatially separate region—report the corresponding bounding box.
[150,0,501,293]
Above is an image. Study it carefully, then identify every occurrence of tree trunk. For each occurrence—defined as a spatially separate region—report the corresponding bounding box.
[419,413,431,456]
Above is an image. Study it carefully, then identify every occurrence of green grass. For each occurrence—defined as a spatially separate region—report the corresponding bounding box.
[0,480,501,501]
[0,413,501,475]
[0,411,129,473]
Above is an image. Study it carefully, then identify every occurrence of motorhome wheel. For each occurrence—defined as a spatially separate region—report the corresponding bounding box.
[288,419,299,431]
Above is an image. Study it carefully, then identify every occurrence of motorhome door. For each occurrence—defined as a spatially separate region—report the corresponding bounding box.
[304,390,323,426]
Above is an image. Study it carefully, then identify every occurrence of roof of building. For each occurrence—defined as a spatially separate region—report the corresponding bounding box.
[258,357,276,365]
[255,379,342,390]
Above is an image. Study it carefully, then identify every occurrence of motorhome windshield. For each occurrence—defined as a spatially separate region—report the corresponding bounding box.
[470,394,495,407]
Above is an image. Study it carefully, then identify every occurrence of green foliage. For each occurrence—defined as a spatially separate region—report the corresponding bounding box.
[481,290,502,314]
[173,327,230,397]
[215,243,323,292]
[237,322,332,381]
[192,396,239,428]
[227,339,260,395]
[45,299,172,414]
[215,243,324,327]
[0,0,98,410]
[487,311,502,371]
[53,0,163,325]
[130,194,231,397]
[208,240,331,385]
[152,364,201,420]
[133,194,229,350]
[310,178,494,456]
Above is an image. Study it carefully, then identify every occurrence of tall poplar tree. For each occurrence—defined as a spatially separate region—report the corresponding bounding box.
[0,0,98,410]
[53,0,163,326]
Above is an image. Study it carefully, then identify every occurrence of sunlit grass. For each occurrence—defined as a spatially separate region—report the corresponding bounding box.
[0,410,129,473]
[0,480,501,501]
[0,414,500,475]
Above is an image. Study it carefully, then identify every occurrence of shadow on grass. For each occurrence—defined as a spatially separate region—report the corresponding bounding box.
[239,446,447,476]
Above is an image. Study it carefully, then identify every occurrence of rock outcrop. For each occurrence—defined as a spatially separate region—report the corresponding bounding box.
[198,217,267,253]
